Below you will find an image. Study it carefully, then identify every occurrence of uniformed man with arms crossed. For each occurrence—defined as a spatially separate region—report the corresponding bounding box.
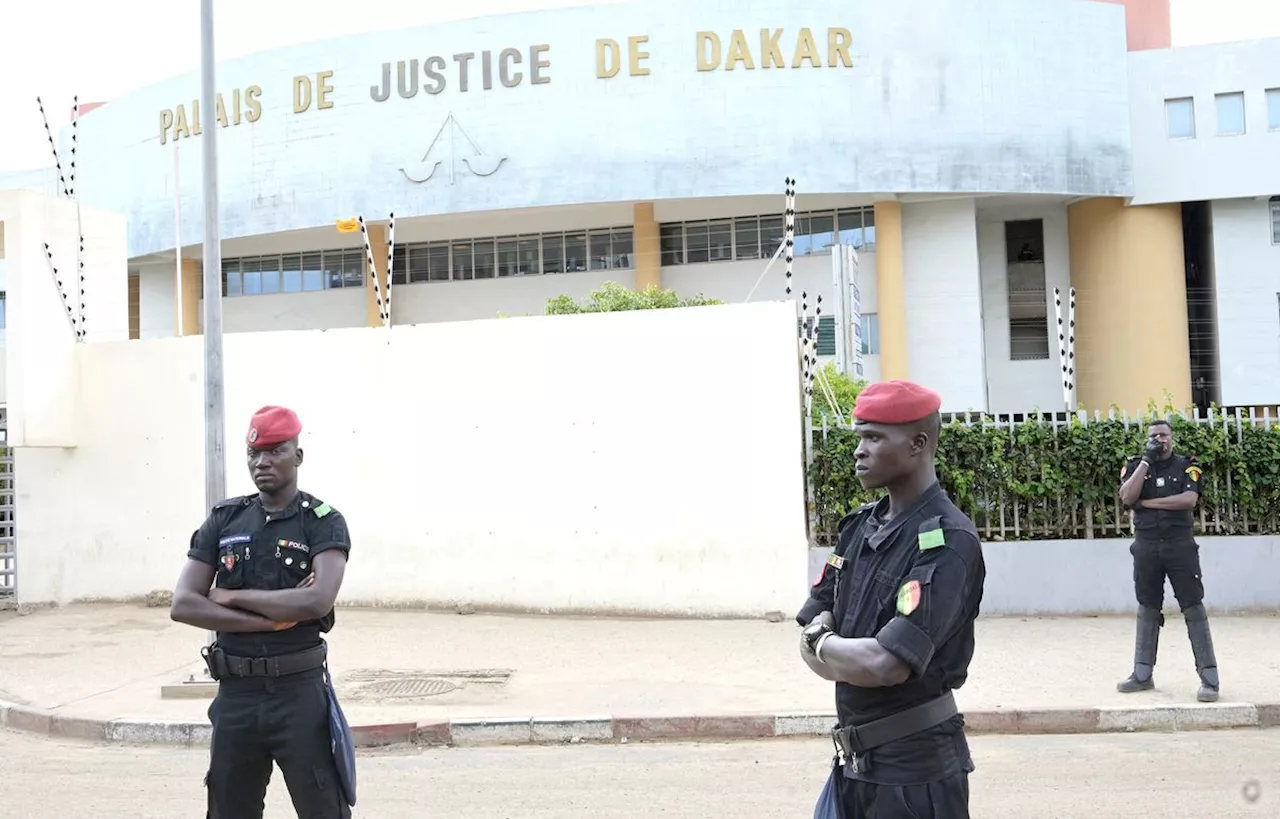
[1115,419,1220,702]
[170,406,355,818]
[797,381,986,819]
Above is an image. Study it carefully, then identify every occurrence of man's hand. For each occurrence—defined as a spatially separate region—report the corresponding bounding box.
[206,573,314,629]
[1142,439,1162,463]
[208,587,235,608]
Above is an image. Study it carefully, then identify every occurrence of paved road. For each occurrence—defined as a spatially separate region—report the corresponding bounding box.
[1,727,1275,817]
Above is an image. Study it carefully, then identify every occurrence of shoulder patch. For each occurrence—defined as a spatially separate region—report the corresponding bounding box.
[896,580,922,615]
[1185,465,1202,482]
[313,502,333,518]
[917,515,945,551]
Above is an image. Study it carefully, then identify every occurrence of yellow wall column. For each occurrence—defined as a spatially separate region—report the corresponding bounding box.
[365,224,389,327]
[633,202,661,291]
[177,258,202,336]
[874,201,909,380]
[1067,197,1190,413]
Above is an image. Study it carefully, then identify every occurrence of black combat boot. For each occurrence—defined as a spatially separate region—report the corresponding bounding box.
[1117,605,1162,693]
[1184,604,1220,702]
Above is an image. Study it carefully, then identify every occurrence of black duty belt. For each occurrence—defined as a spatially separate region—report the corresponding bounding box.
[201,642,327,681]
[832,691,958,773]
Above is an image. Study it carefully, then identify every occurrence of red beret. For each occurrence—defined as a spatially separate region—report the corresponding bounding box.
[853,380,942,425]
[247,406,302,450]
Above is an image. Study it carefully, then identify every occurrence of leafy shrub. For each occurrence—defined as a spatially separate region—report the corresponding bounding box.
[545,282,722,315]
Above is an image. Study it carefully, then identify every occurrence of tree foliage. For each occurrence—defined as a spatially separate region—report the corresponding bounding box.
[545,282,722,315]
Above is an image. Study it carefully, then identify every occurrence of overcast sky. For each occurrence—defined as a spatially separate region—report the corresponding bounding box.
[2,0,1277,173]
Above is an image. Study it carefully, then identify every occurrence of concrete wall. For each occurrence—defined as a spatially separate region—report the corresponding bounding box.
[977,199,1073,414]
[809,535,1280,616]
[1128,37,1280,205]
[12,301,810,616]
[0,190,129,447]
[1210,198,1280,405]
[902,198,987,412]
[63,0,1133,257]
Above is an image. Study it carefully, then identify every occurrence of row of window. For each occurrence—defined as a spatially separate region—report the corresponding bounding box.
[1271,197,1280,245]
[219,208,880,296]
[1164,88,1280,139]
[220,226,637,296]
[658,208,876,267]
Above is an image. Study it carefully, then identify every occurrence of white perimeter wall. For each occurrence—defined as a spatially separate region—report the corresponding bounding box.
[13,301,810,616]
[902,199,987,413]
[977,200,1073,414]
[1211,198,1280,405]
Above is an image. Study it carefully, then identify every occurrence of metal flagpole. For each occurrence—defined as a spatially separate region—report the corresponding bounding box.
[200,0,226,652]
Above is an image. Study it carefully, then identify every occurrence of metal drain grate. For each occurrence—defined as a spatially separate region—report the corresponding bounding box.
[358,677,458,698]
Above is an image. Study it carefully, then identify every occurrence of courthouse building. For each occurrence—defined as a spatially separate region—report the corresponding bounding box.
[1,0,1279,414]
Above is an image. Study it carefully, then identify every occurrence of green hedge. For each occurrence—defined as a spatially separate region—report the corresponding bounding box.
[809,407,1280,544]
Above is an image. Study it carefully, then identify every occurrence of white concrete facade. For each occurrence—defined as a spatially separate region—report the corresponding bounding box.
[1,0,1278,412]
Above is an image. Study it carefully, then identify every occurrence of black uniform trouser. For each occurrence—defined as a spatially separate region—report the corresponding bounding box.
[1130,532,1204,610]
[205,666,350,819]
[832,769,970,818]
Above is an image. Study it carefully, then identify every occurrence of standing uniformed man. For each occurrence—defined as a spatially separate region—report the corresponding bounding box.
[170,406,355,818]
[797,380,986,819]
[1116,419,1219,703]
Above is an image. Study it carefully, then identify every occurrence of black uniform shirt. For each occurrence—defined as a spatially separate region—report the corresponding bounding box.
[1123,453,1203,535]
[798,483,986,784]
[188,490,352,658]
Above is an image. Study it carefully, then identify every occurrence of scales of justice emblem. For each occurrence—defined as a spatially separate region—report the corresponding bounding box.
[400,114,507,185]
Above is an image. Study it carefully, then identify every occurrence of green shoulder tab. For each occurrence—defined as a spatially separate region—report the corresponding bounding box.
[917,515,946,551]
[313,502,333,519]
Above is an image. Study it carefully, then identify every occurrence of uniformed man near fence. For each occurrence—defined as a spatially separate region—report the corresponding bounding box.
[1116,419,1219,703]
[170,406,356,818]
[797,380,986,819]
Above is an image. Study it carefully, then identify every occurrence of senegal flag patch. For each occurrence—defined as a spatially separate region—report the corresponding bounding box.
[897,580,922,615]
[1185,465,1202,482]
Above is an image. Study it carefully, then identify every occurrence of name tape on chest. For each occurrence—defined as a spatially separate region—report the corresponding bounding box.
[218,534,251,548]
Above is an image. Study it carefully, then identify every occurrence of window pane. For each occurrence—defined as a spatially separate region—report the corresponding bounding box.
[1271,199,1280,244]
[685,221,710,264]
[837,208,864,247]
[517,236,540,275]
[707,219,732,262]
[660,224,684,265]
[281,254,302,293]
[542,233,564,274]
[428,242,450,281]
[391,246,408,285]
[497,236,519,277]
[342,249,364,288]
[809,213,836,256]
[322,250,343,289]
[860,313,880,355]
[759,216,783,260]
[302,253,323,291]
[734,217,760,260]
[1268,88,1280,130]
[453,240,475,280]
[589,230,612,270]
[563,232,587,272]
[1215,92,1245,135]
[241,257,263,295]
[793,213,815,257]
[407,245,431,283]
[223,259,242,296]
[1166,97,1195,139]
[473,238,496,279]
[611,228,634,269]
[863,208,876,250]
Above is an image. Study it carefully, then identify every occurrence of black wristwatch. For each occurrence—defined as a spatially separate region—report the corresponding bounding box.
[801,621,833,651]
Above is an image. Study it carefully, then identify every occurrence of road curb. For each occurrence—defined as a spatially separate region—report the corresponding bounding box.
[1,699,1275,748]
